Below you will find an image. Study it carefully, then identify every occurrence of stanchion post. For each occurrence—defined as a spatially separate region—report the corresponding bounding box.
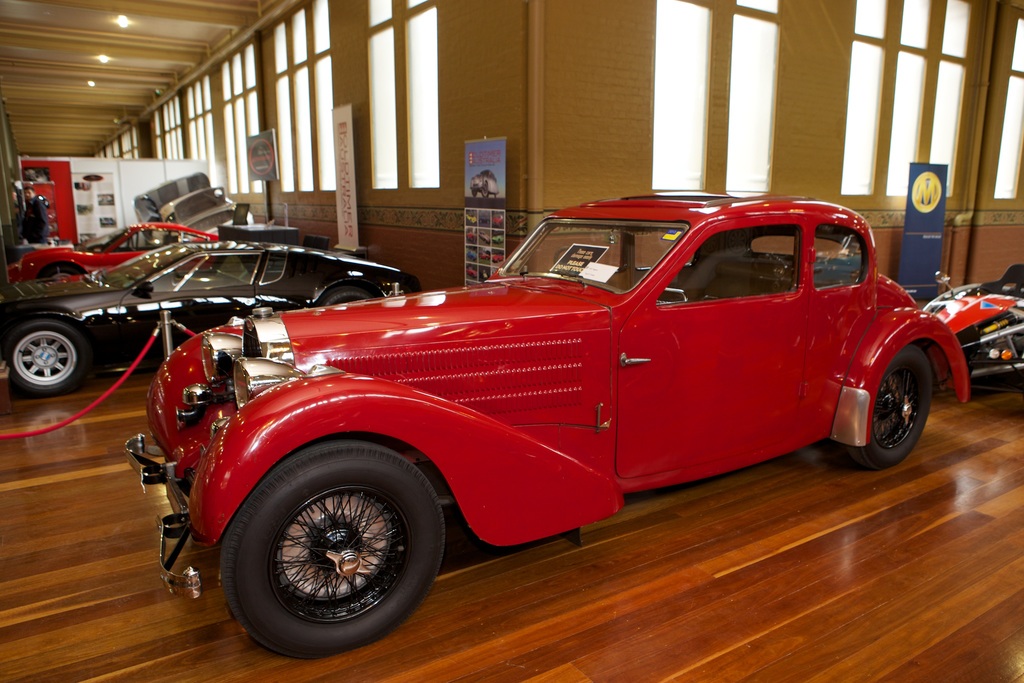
[160,311,175,358]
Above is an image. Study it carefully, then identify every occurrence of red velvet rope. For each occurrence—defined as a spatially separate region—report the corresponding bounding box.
[0,327,162,440]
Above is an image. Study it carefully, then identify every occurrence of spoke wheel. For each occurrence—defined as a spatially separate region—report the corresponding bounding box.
[221,440,444,658]
[848,345,932,470]
[274,487,408,622]
[3,320,92,397]
[872,367,919,449]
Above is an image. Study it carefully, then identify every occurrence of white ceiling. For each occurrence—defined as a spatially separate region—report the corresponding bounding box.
[0,0,293,158]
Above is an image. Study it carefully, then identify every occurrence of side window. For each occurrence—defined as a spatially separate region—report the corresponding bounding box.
[149,253,260,292]
[124,229,171,251]
[149,255,205,293]
[261,252,287,284]
[658,224,800,304]
[813,225,866,288]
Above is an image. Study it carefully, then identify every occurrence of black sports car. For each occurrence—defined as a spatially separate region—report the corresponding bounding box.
[0,241,420,397]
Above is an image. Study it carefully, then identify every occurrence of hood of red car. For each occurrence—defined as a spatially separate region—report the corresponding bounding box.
[282,281,612,370]
[277,281,614,425]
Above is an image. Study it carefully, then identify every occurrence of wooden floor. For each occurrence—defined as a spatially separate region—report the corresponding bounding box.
[1,370,1022,682]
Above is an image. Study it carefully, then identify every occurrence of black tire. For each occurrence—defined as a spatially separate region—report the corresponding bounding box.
[318,285,373,305]
[2,319,92,397]
[847,345,932,470]
[37,262,85,279]
[220,441,445,658]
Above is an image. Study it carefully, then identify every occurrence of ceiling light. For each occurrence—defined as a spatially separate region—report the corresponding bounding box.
[98,54,110,64]
[88,80,96,87]
[117,15,129,28]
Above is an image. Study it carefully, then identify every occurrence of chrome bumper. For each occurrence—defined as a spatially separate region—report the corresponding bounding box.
[125,434,203,599]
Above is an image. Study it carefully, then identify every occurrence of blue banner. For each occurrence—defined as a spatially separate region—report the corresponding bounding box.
[897,163,947,299]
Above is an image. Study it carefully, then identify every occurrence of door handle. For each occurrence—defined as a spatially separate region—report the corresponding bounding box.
[619,352,652,367]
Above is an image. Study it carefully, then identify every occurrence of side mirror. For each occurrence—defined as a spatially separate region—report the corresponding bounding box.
[934,271,951,292]
[132,280,154,298]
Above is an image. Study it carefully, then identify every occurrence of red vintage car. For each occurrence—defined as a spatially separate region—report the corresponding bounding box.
[127,194,970,658]
[7,222,214,281]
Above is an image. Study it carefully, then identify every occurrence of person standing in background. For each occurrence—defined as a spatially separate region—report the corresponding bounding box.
[20,185,49,244]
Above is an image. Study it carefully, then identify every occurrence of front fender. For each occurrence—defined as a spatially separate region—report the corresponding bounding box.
[190,374,624,547]
[832,307,970,445]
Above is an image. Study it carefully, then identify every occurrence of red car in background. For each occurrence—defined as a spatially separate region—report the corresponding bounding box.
[7,222,214,282]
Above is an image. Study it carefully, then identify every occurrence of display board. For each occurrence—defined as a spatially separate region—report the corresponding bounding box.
[464,138,507,284]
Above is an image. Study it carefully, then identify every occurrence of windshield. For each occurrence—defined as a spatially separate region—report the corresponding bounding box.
[78,229,127,253]
[98,244,197,288]
[497,219,688,293]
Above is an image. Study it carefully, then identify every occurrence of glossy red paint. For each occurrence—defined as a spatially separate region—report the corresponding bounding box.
[145,195,972,550]
[7,222,214,282]
[188,373,624,546]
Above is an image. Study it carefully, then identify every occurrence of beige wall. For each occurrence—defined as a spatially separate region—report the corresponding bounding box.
[234,0,1024,290]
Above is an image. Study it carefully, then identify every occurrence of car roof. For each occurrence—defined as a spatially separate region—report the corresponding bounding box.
[546,193,866,228]
[183,241,400,270]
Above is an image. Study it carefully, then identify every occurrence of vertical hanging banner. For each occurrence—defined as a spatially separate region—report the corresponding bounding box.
[464,138,507,284]
[246,130,279,181]
[897,163,947,299]
[334,104,359,251]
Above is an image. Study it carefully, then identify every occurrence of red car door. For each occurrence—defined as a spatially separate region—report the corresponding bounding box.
[615,219,811,482]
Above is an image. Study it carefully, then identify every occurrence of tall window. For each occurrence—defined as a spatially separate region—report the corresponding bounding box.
[652,0,779,192]
[652,0,710,190]
[995,18,1024,199]
[369,1,399,189]
[274,0,335,193]
[314,0,336,191]
[223,43,262,195]
[885,0,930,196]
[186,76,217,184]
[99,126,138,158]
[842,0,972,197]
[726,6,779,192]
[368,0,439,189]
[931,0,970,193]
[155,96,184,160]
[406,3,439,188]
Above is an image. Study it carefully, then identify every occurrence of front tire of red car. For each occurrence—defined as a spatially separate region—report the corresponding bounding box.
[220,440,445,658]
[847,345,933,470]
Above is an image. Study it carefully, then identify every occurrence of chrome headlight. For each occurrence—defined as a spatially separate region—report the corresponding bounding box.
[201,332,243,382]
[234,357,302,408]
[242,307,293,362]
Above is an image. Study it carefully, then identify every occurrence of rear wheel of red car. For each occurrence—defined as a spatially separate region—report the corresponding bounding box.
[220,440,445,658]
[2,319,92,397]
[847,345,932,470]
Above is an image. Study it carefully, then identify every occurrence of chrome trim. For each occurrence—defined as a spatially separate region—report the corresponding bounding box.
[181,383,213,406]
[158,513,203,598]
[243,313,293,363]
[619,352,652,367]
[234,356,303,407]
[831,386,871,447]
[201,331,243,382]
[210,415,231,439]
[124,435,203,599]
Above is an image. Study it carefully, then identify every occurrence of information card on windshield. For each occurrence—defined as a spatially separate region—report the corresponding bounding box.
[550,244,610,278]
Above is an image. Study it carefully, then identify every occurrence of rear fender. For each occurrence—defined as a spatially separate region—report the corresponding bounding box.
[189,374,624,546]
[831,308,970,446]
